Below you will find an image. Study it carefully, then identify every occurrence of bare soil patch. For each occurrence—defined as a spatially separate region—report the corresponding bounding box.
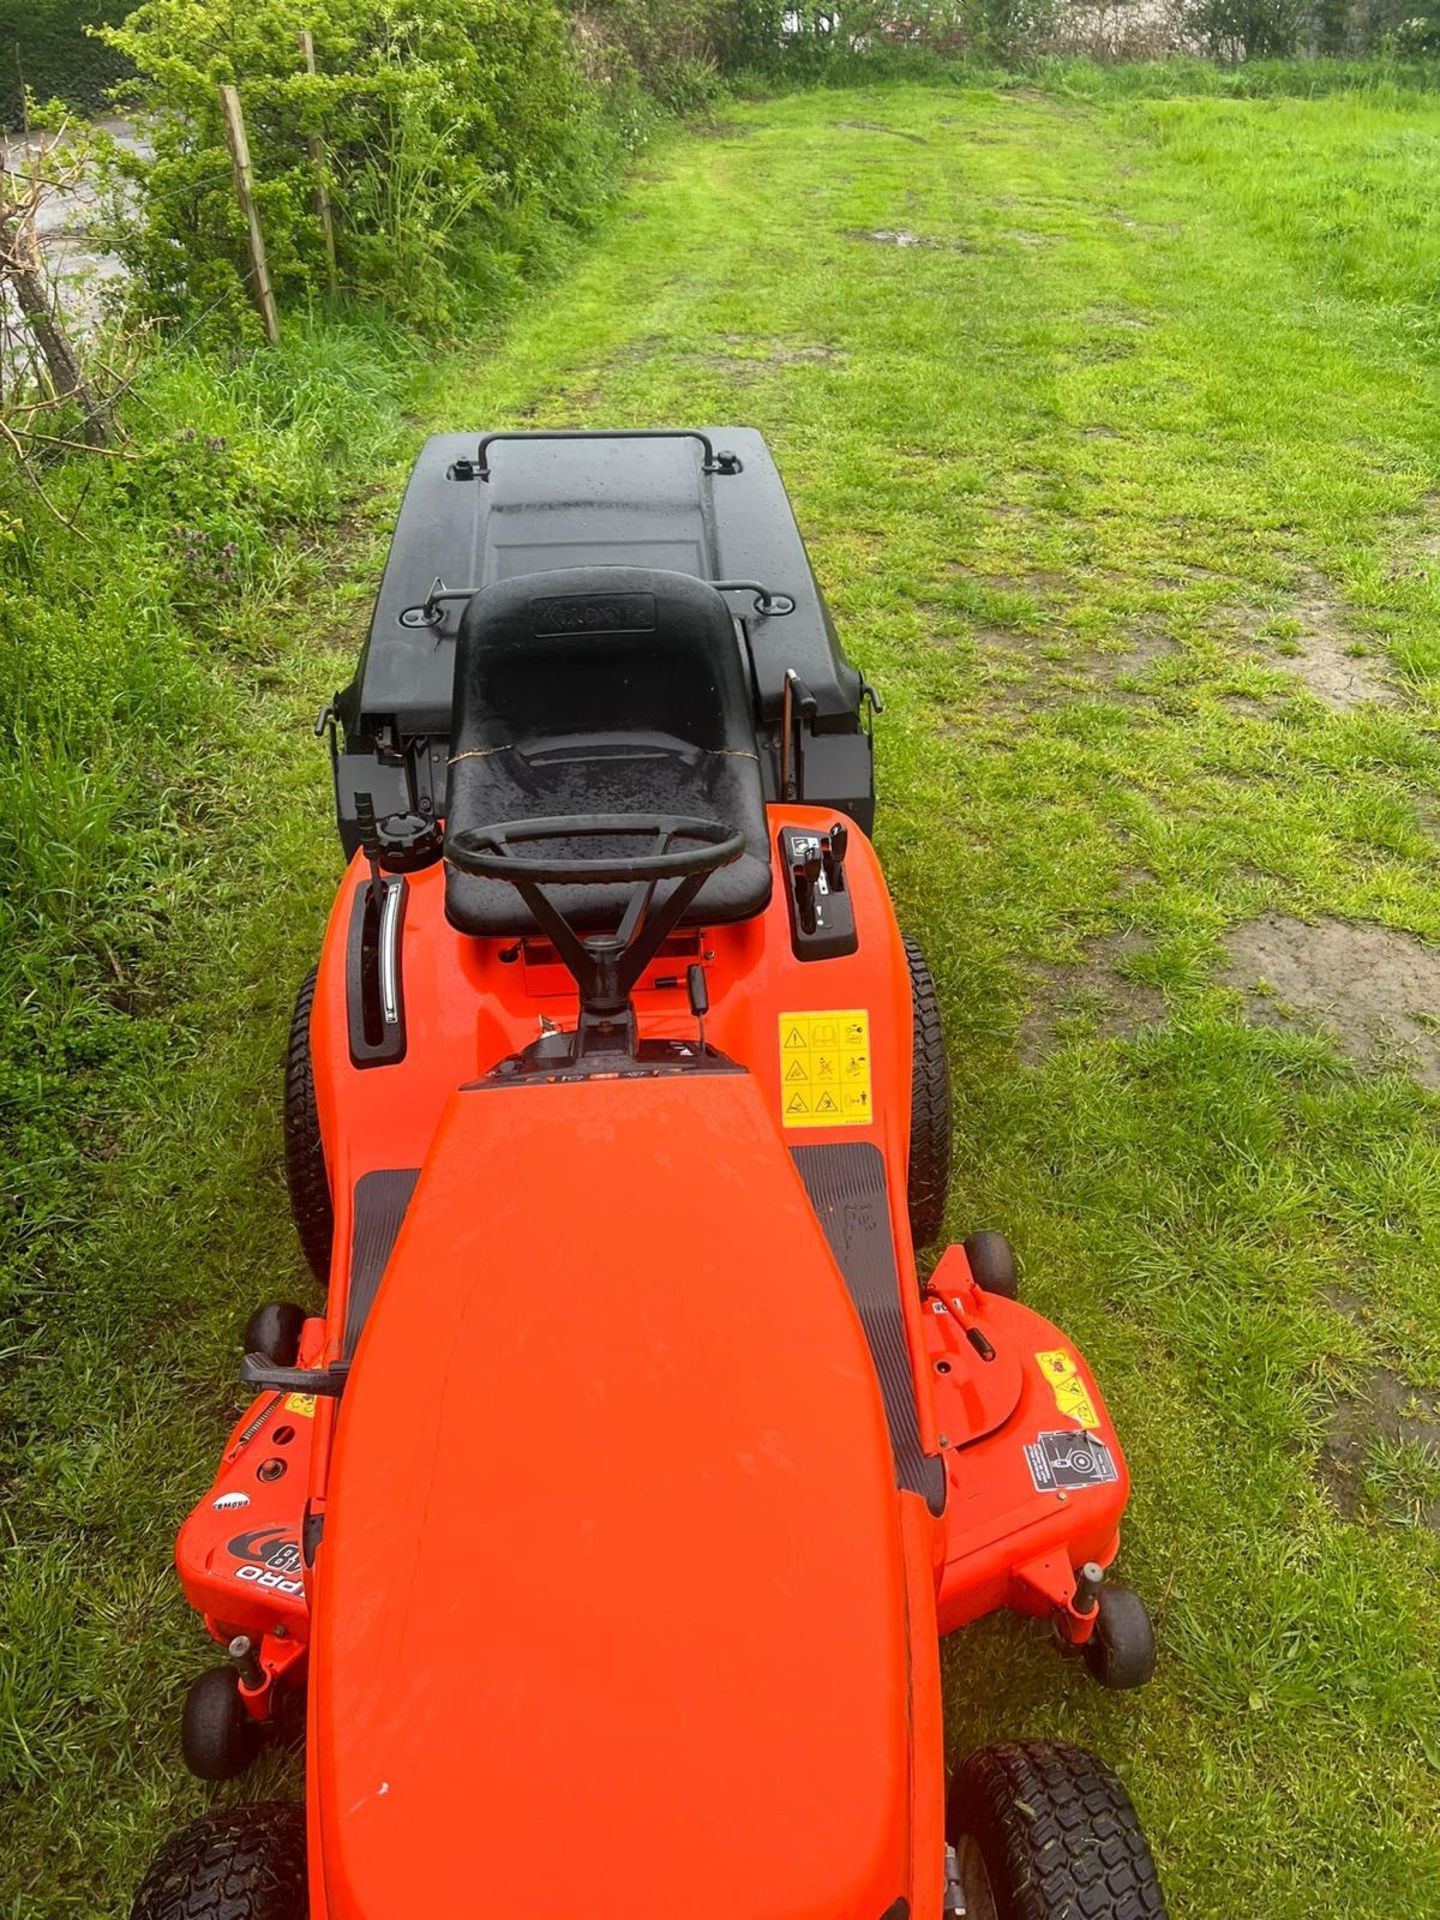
[1019,930,1164,1059]
[1319,1367,1440,1527]
[706,338,847,382]
[847,229,973,252]
[974,629,1096,712]
[1108,629,1181,677]
[1221,915,1440,1088]
[969,566,1073,598]
[835,119,929,145]
[1217,570,1396,711]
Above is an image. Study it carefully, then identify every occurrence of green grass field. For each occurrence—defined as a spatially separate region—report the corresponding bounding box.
[8,72,1440,1918]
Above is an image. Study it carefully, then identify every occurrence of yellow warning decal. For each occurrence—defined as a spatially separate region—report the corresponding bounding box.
[779,1010,872,1129]
[283,1393,317,1418]
[1034,1349,1099,1428]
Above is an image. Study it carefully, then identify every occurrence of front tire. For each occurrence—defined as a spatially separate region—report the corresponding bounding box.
[904,935,952,1250]
[948,1741,1168,1920]
[284,967,333,1284]
[131,1804,306,1920]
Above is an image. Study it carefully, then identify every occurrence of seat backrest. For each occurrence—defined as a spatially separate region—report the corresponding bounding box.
[442,567,772,937]
[452,565,754,762]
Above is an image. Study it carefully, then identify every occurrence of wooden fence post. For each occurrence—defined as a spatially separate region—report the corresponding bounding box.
[218,83,280,346]
[295,31,338,297]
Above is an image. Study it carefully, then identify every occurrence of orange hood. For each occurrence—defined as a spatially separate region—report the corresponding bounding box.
[312,1070,914,1920]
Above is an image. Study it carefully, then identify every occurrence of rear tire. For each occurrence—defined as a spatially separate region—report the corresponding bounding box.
[904,936,952,1250]
[284,967,333,1285]
[948,1741,1168,1920]
[131,1804,305,1920]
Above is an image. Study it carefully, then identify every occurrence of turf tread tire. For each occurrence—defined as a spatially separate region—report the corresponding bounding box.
[131,1804,306,1920]
[283,967,333,1285]
[904,935,952,1250]
[949,1741,1167,1920]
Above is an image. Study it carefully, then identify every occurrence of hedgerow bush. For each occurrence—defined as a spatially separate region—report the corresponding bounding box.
[98,0,629,334]
[0,0,134,127]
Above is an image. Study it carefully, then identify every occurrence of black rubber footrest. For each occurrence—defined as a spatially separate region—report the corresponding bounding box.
[343,1168,420,1360]
[792,1142,945,1515]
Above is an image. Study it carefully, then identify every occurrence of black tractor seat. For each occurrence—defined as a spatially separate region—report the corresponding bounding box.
[444,566,773,937]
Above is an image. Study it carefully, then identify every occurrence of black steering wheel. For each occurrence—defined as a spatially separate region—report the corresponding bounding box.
[444,813,745,887]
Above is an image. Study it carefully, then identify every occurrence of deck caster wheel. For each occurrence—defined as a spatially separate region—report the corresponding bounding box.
[242,1302,307,1368]
[948,1741,1168,1920]
[1082,1581,1157,1691]
[963,1230,1019,1301]
[131,1804,305,1920]
[181,1666,261,1781]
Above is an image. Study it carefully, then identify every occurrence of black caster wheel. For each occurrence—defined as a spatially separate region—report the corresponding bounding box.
[963,1230,1019,1301]
[1082,1582,1157,1690]
[242,1302,307,1367]
[181,1666,261,1781]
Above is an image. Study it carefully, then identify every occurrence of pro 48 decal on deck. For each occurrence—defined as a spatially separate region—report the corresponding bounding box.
[1024,1430,1119,1494]
[227,1525,305,1596]
[779,1010,872,1128]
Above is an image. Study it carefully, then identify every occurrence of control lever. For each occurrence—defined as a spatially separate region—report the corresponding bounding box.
[823,821,849,891]
[354,790,385,903]
[793,842,822,936]
[686,963,709,1050]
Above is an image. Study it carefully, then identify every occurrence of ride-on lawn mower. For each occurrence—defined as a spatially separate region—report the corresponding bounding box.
[135,430,1166,1920]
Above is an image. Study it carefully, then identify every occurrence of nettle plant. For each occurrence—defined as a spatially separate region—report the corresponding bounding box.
[98,0,595,333]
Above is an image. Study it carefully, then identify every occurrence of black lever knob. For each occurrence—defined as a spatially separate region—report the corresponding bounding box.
[793,863,818,936]
[823,821,848,889]
[686,963,710,1018]
[354,790,380,854]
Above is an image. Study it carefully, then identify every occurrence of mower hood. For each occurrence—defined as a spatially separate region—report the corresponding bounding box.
[312,1070,913,1920]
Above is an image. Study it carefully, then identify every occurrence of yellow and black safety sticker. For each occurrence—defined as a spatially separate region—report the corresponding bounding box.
[283,1392,317,1418]
[779,1010,872,1128]
[1034,1348,1099,1428]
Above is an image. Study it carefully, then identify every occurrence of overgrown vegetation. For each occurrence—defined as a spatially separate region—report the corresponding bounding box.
[0,0,134,128]
[97,0,629,332]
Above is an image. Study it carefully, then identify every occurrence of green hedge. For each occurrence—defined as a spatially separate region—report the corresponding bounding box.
[0,1,135,128]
